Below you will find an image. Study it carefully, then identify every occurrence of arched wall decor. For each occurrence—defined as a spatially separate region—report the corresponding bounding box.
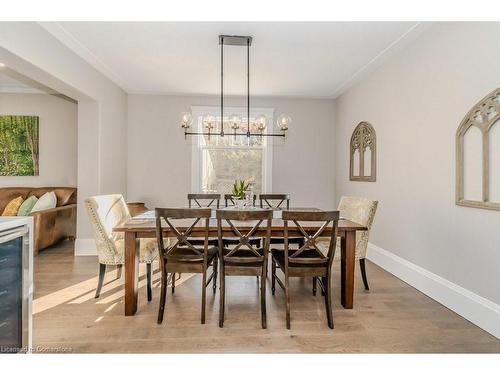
[456,88,500,211]
[350,121,376,182]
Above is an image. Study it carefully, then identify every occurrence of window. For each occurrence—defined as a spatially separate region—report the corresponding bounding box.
[191,106,274,194]
[456,88,500,210]
[350,122,376,182]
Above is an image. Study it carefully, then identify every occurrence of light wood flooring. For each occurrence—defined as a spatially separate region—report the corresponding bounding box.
[32,241,500,353]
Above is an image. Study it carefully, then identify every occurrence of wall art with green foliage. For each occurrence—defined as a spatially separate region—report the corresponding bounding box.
[0,115,39,176]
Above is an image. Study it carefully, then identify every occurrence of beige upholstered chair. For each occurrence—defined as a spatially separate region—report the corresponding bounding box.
[85,194,158,299]
[318,196,378,290]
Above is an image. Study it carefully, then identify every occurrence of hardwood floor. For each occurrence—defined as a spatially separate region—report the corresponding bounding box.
[33,241,500,353]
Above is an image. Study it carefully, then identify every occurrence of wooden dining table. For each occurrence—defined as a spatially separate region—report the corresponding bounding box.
[113,208,367,316]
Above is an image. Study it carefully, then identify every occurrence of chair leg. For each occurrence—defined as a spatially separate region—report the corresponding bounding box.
[201,266,207,324]
[146,263,152,302]
[95,263,106,298]
[116,264,122,280]
[312,277,317,296]
[171,272,176,294]
[219,264,225,328]
[157,269,167,324]
[360,258,370,291]
[323,276,334,329]
[271,257,276,296]
[285,272,291,329]
[212,255,218,293]
[261,266,267,329]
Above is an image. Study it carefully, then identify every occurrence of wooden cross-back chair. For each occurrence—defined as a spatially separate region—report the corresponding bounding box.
[216,209,273,329]
[259,193,290,210]
[155,208,218,325]
[188,193,221,208]
[223,194,261,248]
[271,210,339,329]
[186,194,220,248]
[259,193,304,248]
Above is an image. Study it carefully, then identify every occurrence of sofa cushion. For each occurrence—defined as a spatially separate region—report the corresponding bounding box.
[0,188,32,213]
[31,191,57,213]
[2,196,24,216]
[17,195,38,216]
[30,187,77,207]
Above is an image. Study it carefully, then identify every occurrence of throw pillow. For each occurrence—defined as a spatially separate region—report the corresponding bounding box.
[2,196,25,216]
[17,195,39,216]
[30,191,57,213]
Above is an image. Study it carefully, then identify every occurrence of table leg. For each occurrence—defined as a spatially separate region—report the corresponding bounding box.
[124,231,139,316]
[340,230,356,309]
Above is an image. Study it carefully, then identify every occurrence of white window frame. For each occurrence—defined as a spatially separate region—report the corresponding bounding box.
[190,105,274,194]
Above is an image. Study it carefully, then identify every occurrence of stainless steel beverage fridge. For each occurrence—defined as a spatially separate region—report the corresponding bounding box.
[0,217,33,354]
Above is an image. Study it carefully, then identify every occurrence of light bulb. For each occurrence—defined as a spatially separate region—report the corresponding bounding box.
[180,112,192,129]
[256,114,267,131]
[204,114,216,130]
[229,114,241,130]
[277,114,291,131]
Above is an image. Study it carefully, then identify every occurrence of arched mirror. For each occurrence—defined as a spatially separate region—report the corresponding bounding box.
[350,122,376,182]
[456,88,500,210]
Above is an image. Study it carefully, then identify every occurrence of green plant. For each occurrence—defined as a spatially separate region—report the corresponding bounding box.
[231,179,249,199]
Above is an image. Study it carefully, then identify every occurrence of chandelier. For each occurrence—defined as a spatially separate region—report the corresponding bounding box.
[180,35,291,139]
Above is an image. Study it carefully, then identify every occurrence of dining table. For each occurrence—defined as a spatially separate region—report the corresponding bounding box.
[113,208,367,316]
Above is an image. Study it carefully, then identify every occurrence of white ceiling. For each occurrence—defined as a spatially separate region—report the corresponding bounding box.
[41,22,424,98]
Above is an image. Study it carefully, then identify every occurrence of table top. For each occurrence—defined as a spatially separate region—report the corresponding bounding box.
[113,208,367,233]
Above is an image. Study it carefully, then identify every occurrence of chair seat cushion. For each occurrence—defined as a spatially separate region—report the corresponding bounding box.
[186,238,219,247]
[223,247,264,266]
[223,237,261,247]
[316,238,365,261]
[110,237,158,264]
[271,248,326,268]
[269,237,304,245]
[166,246,218,263]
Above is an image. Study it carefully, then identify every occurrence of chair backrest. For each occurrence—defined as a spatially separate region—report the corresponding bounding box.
[188,193,221,208]
[155,208,212,268]
[84,194,130,263]
[282,210,340,269]
[259,193,290,209]
[337,196,378,258]
[224,194,256,207]
[216,209,272,265]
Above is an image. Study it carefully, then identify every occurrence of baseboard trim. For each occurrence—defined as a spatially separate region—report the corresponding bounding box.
[367,243,500,339]
[75,238,97,256]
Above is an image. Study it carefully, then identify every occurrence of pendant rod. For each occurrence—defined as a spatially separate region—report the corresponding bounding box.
[247,38,250,137]
[220,36,224,137]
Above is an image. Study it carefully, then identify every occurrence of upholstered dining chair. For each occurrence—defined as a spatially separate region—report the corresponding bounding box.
[84,194,158,300]
[317,196,378,291]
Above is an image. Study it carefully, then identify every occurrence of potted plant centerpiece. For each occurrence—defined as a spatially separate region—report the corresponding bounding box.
[231,179,249,209]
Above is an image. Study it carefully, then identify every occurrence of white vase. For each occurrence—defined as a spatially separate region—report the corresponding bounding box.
[235,199,246,209]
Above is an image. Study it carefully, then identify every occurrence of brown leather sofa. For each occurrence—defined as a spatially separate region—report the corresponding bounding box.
[0,187,77,255]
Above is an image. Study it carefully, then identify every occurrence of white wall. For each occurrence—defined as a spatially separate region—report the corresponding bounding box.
[128,94,336,209]
[0,93,77,187]
[335,23,500,305]
[0,23,128,252]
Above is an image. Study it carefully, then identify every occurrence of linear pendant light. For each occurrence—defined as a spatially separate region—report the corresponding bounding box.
[180,35,291,139]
